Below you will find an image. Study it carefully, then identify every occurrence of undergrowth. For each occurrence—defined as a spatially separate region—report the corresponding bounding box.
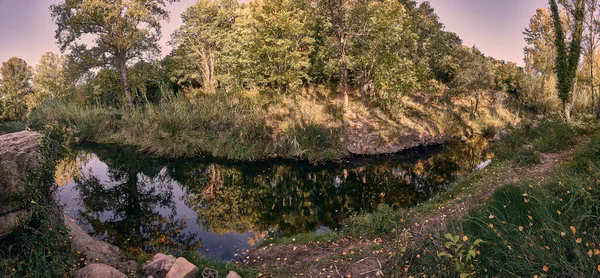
[29,98,347,163]
[0,128,75,278]
[399,122,600,277]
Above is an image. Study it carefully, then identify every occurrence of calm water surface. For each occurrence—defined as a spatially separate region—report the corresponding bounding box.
[55,138,491,261]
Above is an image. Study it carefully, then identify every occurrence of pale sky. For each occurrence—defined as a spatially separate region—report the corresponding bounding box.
[0,0,548,67]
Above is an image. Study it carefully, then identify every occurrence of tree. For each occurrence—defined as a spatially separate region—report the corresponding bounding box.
[51,0,178,107]
[524,8,558,106]
[246,0,315,94]
[347,0,418,110]
[0,57,32,121]
[549,0,586,119]
[30,52,74,109]
[452,46,493,116]
[584,0,600,116]
[319,0,351,110]
[169,0,239,95]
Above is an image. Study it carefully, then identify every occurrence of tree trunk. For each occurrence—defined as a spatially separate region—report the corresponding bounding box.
[340,36,349,111]
[118,57,133,108]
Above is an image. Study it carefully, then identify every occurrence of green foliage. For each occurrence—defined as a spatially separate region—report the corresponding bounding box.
[437,233,483,278]
[0,129,75,277]
[28,100,120,143]
[30,52,74,109]
[550,0,586,113]
[51,0,178,106]
[0,121,26,134]
[30,97,347,163]
[342,204,407,238]
[0,57,32,121]
[492,118,581,165]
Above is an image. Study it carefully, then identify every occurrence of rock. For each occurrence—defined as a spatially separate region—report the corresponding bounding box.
[166,257,199,278]
[143,253,177,278]
[64,215,137,275]
[226,270,243,278]
[0,131,40,239]
[72,264,127,278]
[492,130,510,142]
[460,136,468,142]
[473,159,492,171]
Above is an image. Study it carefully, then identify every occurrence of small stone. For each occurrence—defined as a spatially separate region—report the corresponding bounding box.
[499,130,509,137]
[460,136,468,142]
[523,144,534,151]
[166,257,199,278]
[72,264,127,278]
[143,253,177,278]
[226,270,243,278]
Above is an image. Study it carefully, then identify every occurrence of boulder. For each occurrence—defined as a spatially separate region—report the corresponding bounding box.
[143,253,177,278]
[226,270,243,278]
[166,257,199,278]
[72,264,127,278]
[0,131,40,239]
[64,215,137,276]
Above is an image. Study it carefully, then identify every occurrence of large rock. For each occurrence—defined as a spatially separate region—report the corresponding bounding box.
[64,215,137,276]
[166,257,199,278]
[0,131,40,239]
[142,253,177,278]
[226,271,243,278]
[72,264,127,278]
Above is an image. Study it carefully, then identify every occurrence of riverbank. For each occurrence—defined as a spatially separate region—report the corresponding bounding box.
[239,118,599,277]
[28,89,519,163]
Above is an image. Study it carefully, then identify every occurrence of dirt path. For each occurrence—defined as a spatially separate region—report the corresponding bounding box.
[242,137,590,277]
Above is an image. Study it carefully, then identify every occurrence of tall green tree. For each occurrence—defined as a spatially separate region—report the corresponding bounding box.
[51,0,178,107]
[452,46,493,116]
[524,8,559,108]
[0,57,32,121]
[247,0,315,94]
[30,52,74,108]
[549,0,586,119]
[170,0,239,95]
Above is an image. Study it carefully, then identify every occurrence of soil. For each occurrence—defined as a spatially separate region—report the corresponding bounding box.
[241,136,590,277]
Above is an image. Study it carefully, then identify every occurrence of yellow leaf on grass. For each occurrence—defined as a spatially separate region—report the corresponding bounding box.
[542,265,549,272]
[570,226,577,235]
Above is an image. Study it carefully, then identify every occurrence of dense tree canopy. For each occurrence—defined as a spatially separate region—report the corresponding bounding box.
[51,0,179,107]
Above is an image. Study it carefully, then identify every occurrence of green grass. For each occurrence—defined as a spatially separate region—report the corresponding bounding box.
[29,98,347,163]
[0,121,26,134]
[492,118,589,166]
[397,125,600,277]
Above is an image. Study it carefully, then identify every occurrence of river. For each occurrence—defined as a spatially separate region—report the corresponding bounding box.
[55,137,491,261]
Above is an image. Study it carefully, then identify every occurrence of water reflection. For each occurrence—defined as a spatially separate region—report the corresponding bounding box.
[56,137,491,261]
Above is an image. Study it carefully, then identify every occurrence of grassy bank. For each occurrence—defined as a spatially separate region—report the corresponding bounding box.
[395,118,600,277]
[28,88,519,163]
[0,130,75,278]
[242,117,599,277]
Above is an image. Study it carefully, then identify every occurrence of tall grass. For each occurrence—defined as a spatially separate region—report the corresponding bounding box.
[400,125,600,277]
[29,96,347,163]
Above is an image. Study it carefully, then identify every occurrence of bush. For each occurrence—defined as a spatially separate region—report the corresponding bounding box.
[342,204,407,238]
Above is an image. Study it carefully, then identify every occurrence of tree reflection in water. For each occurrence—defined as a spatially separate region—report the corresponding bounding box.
[56,138,490,260]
